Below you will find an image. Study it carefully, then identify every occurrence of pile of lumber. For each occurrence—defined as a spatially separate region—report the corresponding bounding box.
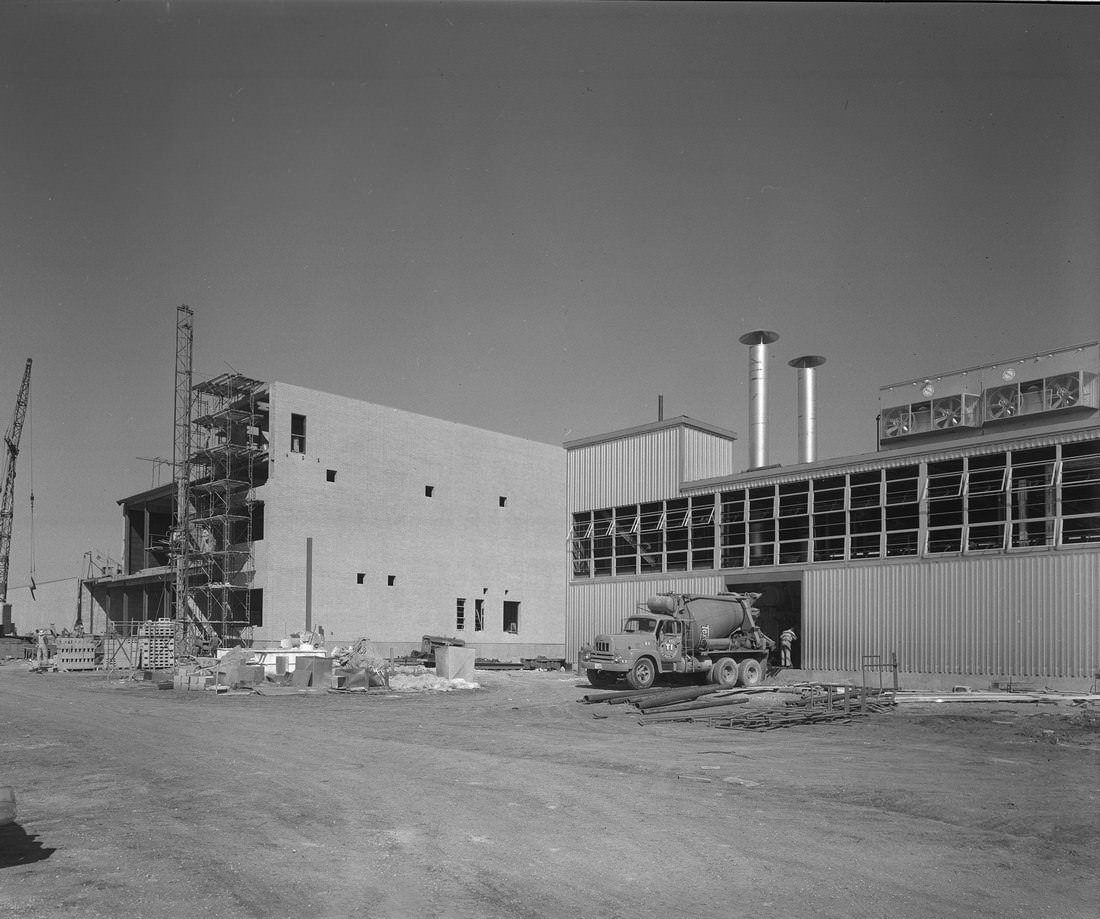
[890,688,1100,705]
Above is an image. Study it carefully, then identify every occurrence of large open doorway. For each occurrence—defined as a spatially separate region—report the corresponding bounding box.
[724,572,803,669]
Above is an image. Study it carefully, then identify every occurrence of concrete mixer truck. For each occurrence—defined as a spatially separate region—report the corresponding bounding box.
[578,592,774,690]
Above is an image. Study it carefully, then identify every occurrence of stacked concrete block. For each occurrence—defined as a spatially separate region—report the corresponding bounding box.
[55,637,97,671]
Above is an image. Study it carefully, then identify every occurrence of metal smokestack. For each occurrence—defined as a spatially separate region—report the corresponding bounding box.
[738,330,779,469]
[789,355,826,464]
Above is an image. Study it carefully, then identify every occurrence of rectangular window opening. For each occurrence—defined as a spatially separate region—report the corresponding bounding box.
[290,413,306,453]
[474,599,484,632]
[326,469,337,482]
[249,502,265,542]
[425,485,434,497]
[503,600,519,634]
[456,598,466,630]
[387,575,396,586]
[356,572,365,585]
[499,496,507,507]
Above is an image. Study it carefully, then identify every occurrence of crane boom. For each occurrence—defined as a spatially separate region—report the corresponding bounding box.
[0,358,32,604]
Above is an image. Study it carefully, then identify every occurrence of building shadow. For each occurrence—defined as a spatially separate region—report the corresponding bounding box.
[0,824,56,868]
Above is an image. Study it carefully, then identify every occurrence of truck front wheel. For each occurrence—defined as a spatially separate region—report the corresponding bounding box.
[711,657,739,687]
[738,659,764,687]
[586,669,617,688]
[626,657,657,690]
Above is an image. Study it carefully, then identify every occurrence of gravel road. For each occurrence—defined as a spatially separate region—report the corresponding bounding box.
[1,665,1096,919]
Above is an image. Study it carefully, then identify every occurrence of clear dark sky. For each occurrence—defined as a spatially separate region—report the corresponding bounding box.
[1,1,1098,588]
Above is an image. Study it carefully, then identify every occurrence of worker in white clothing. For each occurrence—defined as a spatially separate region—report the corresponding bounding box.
[779,628,797,667]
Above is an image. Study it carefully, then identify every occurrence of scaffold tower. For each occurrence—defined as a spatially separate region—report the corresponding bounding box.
[184,372,268,644]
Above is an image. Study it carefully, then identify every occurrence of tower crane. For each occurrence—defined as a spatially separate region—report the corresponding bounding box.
[0,358,32,611]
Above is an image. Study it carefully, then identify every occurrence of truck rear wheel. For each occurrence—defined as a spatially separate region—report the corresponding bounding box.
[711,657,739,687]
[626,657,657,690]
[738,659,764,687]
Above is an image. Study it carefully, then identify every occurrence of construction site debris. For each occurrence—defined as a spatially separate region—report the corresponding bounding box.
[521,657,568,671]
[281,627,325,650]
[331,637,389,688]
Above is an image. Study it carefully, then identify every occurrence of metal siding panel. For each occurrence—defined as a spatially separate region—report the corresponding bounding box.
[567,429,682,511]
[681,427,737,482]
[806,552,1100,679]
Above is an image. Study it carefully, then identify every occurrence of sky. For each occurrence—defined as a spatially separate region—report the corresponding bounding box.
[1,0,1098,596]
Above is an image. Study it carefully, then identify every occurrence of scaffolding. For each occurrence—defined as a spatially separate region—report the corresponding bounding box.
[180,372,268,647]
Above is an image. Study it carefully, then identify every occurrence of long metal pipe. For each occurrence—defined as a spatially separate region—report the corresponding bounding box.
[738,330,779,469]
[789,355,826,464]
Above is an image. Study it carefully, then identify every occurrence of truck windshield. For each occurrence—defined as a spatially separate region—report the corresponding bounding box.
[622,618,657,633]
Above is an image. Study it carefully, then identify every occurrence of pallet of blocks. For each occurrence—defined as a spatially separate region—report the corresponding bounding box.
[55,637,97,671]
[138,619,178,670]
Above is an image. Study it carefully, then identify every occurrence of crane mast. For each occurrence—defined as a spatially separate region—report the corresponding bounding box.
[0,358,32,605]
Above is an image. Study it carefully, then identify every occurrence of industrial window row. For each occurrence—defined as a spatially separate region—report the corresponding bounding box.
[569,438,1100,578]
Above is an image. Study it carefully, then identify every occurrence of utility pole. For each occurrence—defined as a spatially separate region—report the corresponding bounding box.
[172,307,193,625]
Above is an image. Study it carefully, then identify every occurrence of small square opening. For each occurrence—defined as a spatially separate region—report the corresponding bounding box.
[387,575,396,587]
[499,496,508,507]
[356,573,365,585]
[425,485,434,497]
[326,469,337,482]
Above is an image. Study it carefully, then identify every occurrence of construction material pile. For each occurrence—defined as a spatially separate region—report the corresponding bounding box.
[580,681,895,730]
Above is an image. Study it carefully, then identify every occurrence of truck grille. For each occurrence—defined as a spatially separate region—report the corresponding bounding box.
[595,640,611,655]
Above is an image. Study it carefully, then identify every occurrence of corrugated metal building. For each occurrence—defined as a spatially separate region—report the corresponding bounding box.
[567,341,1100,688]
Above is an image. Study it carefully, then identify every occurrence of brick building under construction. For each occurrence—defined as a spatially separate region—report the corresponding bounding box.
[85,374,565,661]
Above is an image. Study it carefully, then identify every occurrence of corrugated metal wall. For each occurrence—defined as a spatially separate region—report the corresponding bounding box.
[681,426,737,483]
[566,574,726,660]
[807,552,1100,678]
[567,425,736,513]
[567,428,683,512]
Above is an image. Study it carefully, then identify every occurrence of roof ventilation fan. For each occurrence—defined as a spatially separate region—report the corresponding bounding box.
[1045,373,1080,409]
[985,385,1019,420]
[882,407,910,438]
[932,395,963,429]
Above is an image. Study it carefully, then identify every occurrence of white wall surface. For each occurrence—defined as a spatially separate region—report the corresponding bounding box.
[255,384,566,656]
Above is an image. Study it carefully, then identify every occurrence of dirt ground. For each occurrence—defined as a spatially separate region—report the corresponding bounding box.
[0,663,1097,919]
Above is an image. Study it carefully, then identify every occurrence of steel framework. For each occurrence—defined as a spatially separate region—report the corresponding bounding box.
[184,372,268,643]
[0,358,32,605]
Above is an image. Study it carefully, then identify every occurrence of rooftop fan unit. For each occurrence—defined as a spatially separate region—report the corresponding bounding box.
[984,385,1019,421]
[881,406,911,439]
[932,395,963,429]
[931,393,979,430]
[1045,373,1080,410]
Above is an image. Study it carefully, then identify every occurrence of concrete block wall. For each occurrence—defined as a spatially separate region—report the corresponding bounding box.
[253,383,566,658]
